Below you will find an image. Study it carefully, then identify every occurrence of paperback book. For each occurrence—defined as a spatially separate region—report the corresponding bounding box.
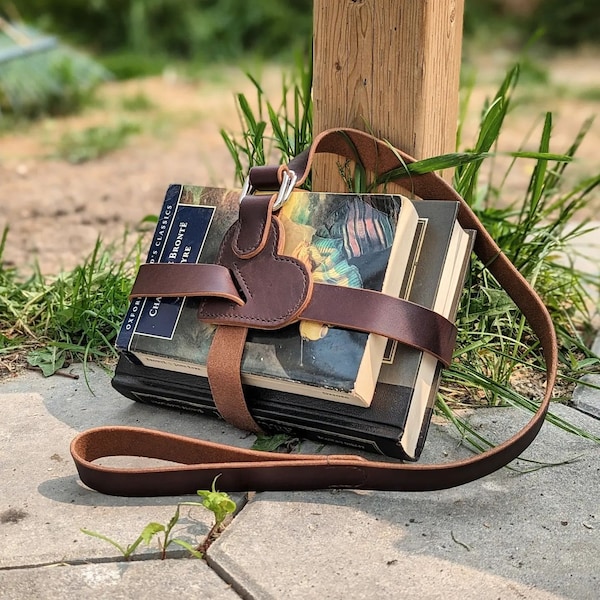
[116,184,419,407]
[113,195,474,460]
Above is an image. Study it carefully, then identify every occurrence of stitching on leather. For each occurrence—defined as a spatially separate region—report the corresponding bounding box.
[215,224,232,264]
[200,256,309,323]
[233,204,268,256]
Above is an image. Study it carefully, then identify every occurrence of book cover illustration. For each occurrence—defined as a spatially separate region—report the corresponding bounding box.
[119,184,418,406]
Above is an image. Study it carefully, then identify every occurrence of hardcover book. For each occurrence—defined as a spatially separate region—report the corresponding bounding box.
[116,184,419,407]
[113,198,474,460]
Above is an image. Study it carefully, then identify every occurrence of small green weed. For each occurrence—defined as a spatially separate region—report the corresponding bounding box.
[27,346,67,377]
[180,475,238,553]
[251,433,301,453]
[82,478,236,560]
[82,505,202,560]
[53,121,141,163]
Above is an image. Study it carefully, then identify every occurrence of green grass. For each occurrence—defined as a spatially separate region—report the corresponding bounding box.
[221,52,313,186]
[220,61,600,445]
[51,121,141,163]
[0,229,143,377]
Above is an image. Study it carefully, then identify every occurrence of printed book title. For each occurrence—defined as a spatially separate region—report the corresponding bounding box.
[116,186,215,347]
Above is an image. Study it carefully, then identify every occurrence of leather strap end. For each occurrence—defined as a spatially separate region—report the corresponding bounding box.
[130,263,244,305]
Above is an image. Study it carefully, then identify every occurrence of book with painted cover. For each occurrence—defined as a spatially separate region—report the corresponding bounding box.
[115,184,419,407]
[112,197,474,460]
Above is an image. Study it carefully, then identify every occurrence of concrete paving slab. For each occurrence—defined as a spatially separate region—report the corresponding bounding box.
[0,363,359,571]
[572,375,600,419]
[572,336,600,419]
[208,404,600,600]
[0,559,238,599]
[2,361,599,599]
[0,364,255,568]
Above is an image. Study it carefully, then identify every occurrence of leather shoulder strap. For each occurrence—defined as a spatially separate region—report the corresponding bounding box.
[70,128,557,496]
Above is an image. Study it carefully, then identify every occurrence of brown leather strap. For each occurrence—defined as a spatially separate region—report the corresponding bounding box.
[302,285,456,366]
[233,193,275,258]
[70,128,558,495]
[132,263,244,305]
[206,325,262,434]
[130,268,457,367]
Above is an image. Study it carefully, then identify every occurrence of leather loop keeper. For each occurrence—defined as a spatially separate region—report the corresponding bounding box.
[233,194,275,258]
[248,165,282,190]
[206,325,262,434]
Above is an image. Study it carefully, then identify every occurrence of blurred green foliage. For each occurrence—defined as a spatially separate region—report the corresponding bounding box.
[14,0,313,64]
[464,0,510,36]
[531,0,600,46]
[465,0,600,47]
[0,22,110,118]
[8,0,600,82]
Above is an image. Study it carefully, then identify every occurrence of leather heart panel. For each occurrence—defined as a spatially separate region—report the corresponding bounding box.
[197,215,313,329]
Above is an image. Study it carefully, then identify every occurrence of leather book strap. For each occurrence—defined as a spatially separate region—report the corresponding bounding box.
[132,263,244,305]
[129,274,458,367]
[70,128,558,496]
[302,285,456,366]
[206,325,262,434]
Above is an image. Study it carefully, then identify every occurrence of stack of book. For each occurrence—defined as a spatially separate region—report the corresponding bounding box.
[112,184,474,460]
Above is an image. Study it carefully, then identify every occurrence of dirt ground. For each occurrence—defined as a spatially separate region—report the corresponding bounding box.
[1,52,599,275]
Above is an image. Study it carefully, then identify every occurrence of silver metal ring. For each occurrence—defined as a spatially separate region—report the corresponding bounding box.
[273,170,297,210]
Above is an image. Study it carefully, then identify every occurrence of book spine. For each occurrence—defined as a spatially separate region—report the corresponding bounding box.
[116,184,216,348]
[116,185,181,349]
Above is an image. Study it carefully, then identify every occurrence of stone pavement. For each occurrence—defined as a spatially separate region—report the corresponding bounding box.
[1,223,599,599]
[0,362,598,600]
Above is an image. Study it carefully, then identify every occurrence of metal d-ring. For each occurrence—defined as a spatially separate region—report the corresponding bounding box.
[240,169,297,210]
[273,169,297,210]
[240,176,254,199]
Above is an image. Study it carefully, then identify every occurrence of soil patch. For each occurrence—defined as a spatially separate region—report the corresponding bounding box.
[0,54,598,275]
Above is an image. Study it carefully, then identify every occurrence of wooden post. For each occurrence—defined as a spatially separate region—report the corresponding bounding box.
[312,0,464,190]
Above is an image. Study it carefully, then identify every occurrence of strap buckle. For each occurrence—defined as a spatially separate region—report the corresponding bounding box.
[240,169,297,210]
[274,169,297,209]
